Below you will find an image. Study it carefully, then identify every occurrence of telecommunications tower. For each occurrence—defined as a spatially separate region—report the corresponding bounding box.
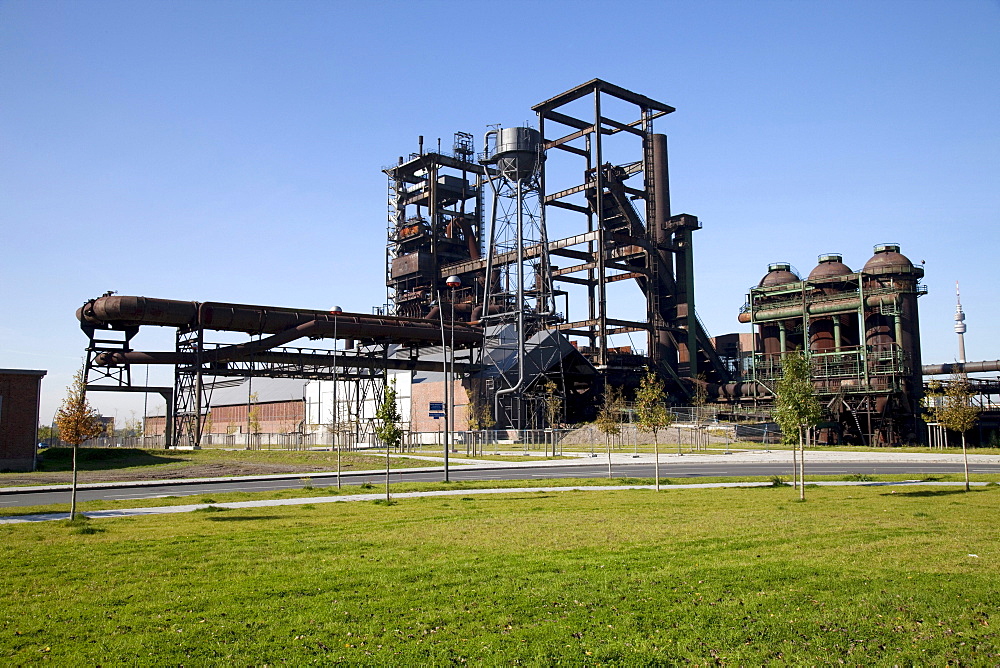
[954,281,966,364]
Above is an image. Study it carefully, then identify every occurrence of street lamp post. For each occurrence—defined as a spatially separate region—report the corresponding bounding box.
[331,306,342,488]
[446,275,462,467]
[434,295,449,481]
[436,276,462,482]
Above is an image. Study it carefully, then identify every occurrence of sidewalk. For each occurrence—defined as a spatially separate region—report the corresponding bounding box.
[2,448,996,496]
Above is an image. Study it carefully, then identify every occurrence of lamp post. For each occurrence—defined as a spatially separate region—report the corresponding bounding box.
[434,295,449,481]
[331,306,342,488]
[446,275,462,469]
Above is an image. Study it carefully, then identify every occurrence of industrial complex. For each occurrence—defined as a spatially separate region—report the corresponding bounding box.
[76,80,999,449]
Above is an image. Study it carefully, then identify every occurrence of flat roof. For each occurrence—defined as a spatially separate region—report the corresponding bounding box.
[0,369,47,377]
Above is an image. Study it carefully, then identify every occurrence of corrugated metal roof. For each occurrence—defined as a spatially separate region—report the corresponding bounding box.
[204,377,306,407]
[144,377,306,418]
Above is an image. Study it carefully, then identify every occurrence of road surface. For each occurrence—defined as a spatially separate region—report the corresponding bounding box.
[3,453,998,508]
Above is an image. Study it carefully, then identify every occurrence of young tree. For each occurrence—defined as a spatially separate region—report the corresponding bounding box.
[466,395,495,431]
[248,392,262,449]
[773,352,823,500]
[374,380,403,502]
[465,389,495,456]
[635,371,674,491]
[124,410,144,440]
[55,366,104,519]
[541,379,563,456]
[934,376,982,491]
[596,386,623,479]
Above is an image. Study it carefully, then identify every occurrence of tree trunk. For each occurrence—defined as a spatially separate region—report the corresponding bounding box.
[607,436,613,479]
[792,435,798,489]
[799,426,805,501]
[70,443,79,519]
[962,432,970,492]
[386,440,391,502]
[654,432,660,492]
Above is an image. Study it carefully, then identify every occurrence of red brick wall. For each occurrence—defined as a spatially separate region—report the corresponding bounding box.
[144,400,304,436]
[0,371,45,472]
[410,380,468,433]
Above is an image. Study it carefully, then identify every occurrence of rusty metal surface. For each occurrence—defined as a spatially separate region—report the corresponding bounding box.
[78,295,482,345]
[94,349,475,374]
[922,360,1000,376]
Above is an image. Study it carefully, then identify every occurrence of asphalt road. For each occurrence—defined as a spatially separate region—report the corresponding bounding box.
[3,459,999,508]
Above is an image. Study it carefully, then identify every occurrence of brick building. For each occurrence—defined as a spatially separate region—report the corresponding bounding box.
[145,378,306,436]
[0,369,46,472]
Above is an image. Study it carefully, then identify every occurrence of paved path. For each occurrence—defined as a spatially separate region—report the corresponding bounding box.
[3,448,997,496]
[0,479,988,524]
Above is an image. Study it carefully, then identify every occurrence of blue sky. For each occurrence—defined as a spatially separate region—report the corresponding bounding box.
[2,0,998,423]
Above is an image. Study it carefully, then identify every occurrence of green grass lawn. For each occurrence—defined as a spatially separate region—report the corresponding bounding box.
[6,447,423,484]
[1,485,997,664]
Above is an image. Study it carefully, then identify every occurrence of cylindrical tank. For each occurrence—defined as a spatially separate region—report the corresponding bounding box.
[862,243,920,353]
[861,243,919,277]
[807,253,852,291]
[808,253,852,353]
[862,243,924,441]
[757,263,799,357]
[494,127,541,181]
[864,311,894,351]
[760,324,782,358]
[809,318,836,352]
[835,313,860,348]
[758,262,798,288]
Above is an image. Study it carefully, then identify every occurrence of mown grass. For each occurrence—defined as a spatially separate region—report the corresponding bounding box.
[1,485,997,664]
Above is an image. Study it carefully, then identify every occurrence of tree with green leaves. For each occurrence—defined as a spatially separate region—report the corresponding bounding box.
[37,424,59,446]
[635,371,674,491]
[932,376,981,491]
[123,410,144,440]
[248,392,262,438]
[596,386,623,479]
[55,365,104,518]
[374,380,403,502]
[773,351,823,500]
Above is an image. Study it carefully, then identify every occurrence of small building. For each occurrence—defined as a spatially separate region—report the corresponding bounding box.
[0,369,46,472]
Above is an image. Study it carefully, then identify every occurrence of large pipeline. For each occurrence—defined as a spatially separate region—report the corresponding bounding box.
[78,295,482,346]
[922,360,1000,376]
[94,349,475,374]
[708,382,774,401]
[738,294,902,324]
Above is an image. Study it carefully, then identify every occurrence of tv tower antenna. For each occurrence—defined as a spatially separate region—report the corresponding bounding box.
[954,281,966,364]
